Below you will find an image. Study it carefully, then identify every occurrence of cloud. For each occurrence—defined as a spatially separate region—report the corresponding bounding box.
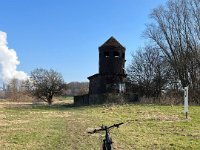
[0,31,28,83]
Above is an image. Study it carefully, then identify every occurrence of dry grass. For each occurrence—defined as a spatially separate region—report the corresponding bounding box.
[0,98,200,149]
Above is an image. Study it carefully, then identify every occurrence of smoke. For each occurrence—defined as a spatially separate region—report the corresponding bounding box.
[0,31,28,83]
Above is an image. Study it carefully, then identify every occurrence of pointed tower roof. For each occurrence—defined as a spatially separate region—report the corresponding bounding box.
[100,36,125,49]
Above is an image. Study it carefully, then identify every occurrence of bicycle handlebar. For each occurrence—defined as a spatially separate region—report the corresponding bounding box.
[88,122,124,134]
[108,122,124,129]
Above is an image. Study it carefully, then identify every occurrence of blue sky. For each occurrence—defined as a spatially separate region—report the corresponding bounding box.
[0,0,167,82]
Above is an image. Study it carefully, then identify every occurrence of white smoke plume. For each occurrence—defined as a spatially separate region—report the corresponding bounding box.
[0,31,28,83]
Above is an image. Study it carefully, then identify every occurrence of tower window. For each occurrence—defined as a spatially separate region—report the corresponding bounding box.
[104,52,109,58]
[113,51,120,58]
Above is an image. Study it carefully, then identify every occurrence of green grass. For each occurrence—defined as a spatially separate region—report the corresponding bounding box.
[0,100,200,150]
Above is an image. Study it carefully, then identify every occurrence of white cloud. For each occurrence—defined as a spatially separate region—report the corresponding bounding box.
[0,31,28,83]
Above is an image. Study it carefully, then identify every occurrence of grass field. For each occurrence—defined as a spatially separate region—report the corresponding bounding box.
[0,98,200,150]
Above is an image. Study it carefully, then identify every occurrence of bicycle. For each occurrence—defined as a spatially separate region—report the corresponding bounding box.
[88,122,124,150]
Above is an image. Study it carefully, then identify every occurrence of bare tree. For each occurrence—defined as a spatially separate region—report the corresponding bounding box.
[5,78,19,101]
[145,0,200,88]
[25,68,65,105]
[127,45,170,98]
[4,78,29,101]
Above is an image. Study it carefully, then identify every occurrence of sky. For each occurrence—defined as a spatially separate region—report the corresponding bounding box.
[0,0,167,83]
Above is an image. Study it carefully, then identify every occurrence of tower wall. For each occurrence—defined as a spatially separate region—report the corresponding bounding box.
[99,46,125,75]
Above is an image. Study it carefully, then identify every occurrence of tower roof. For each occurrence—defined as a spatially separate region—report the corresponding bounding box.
[100,36,125,49]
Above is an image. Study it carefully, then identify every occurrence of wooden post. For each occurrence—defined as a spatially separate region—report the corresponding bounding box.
[184,86,188,119]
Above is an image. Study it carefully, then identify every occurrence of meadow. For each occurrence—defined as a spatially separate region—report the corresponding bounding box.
[0,98,199,150]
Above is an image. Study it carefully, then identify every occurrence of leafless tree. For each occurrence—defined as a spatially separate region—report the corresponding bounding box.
[145,0,200,88]
[5,78,19,101]
[127,45,170,98]
[4,78,29,101]
[25,68,65,105]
